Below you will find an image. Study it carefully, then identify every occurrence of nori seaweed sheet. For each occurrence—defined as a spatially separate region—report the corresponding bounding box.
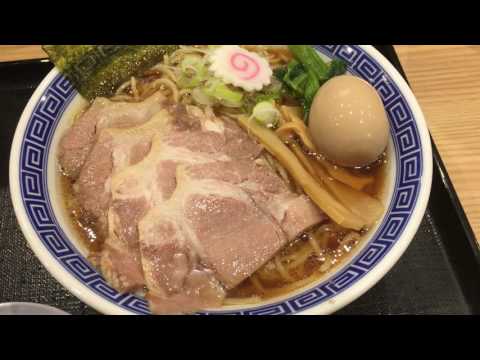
[42,45,179,100]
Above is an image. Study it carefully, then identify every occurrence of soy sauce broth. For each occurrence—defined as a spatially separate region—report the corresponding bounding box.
[227,153,389,302]
[59,146,389,304]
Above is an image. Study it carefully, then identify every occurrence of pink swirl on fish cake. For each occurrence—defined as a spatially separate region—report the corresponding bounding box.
[230,52,260,81]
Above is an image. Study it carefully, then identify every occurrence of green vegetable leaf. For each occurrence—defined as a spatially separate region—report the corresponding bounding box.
[274,46,348,124]
[302,72,320,123]
[288,45,330,82]
[327,59,348,78]
[273,67,287,81]
[304,70,319,103]
[281,60,309,97]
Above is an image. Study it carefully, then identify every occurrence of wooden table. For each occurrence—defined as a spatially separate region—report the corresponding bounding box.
[1,45,479,243]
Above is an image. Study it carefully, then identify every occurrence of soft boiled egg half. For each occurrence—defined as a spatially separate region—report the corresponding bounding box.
[308,75,390,168]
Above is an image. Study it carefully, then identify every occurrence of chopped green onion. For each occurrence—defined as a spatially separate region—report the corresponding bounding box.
[252,101,280,128]
[177,55,209,89]
[180,55,203,73]
[191,88,216,106]
[204,79,243,108]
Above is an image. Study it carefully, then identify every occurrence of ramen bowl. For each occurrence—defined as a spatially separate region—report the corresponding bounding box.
[9,45,432,315]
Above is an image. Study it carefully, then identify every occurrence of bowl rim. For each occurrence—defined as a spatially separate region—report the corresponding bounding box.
[10,68,132,315]
[9,45,432,315]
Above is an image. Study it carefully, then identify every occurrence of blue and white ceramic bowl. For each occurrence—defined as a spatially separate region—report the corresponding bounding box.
[10,45,432,315]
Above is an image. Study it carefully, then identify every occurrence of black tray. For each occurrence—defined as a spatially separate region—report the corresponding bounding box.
[1,46,479,315]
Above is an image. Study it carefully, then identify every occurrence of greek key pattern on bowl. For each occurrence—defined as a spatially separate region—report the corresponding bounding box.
[19,45,423,315]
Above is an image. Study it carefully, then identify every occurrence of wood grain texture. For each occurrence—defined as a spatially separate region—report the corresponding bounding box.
[1,45,479,242]
[394,45,480,243]
[0,45,46,62]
